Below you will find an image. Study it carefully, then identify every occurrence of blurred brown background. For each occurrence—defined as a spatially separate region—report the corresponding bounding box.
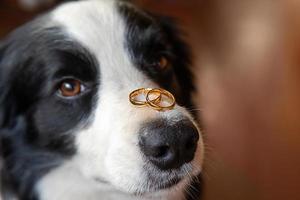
[1,0,300,200]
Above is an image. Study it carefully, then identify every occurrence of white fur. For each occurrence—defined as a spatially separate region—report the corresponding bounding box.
[37,0,204,199]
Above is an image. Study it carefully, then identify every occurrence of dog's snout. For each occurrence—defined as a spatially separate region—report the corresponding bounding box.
[139,119,199,170]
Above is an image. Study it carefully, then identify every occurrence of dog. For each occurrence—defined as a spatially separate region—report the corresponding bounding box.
[0,0,204,199]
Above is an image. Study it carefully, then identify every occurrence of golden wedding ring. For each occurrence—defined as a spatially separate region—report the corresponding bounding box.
[129,88,161,106]
[129,88,176,111]
[146,88,176,111]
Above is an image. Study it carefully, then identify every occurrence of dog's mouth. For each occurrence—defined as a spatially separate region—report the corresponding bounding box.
[134,163,194,194]
[93,175,182,196]
[146,176,182,191]
[131,176,183,196]
[134,178,182,196]
[93,163,196,195]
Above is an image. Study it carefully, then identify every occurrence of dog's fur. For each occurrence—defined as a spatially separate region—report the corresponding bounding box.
[0,0,204,199]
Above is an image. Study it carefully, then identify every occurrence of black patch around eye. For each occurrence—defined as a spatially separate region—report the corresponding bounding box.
[118,3,171,72]
[0,24,100,154]
[53,50,98,82]
[118,2,195,110]
[28,46,99,153]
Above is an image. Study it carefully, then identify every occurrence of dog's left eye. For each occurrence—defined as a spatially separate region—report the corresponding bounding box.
[58,79,85,97]
[157,56,169,70]
[148,56,170,71]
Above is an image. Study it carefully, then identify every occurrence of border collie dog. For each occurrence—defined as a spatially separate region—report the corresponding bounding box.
[0,0,204,199]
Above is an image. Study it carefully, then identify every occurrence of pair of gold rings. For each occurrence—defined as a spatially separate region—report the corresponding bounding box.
[129,88,176,111]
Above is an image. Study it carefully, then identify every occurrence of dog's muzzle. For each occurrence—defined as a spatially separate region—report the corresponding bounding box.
[130,88,199,170]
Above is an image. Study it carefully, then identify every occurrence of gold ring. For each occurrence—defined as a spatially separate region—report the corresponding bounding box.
[146,88,175,111]
[129,88,161,106]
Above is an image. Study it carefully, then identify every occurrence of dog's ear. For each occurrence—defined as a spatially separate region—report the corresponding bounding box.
[0,41,6,57]
[0,116,27,157]
[0,40,17,129]
[0,40,8,65]
[156,16,195,107]
[0,41,8,128]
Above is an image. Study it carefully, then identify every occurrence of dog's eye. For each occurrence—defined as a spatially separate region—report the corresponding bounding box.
[59,79,84,97]
[148,56,170,71]
[157,56,169,70]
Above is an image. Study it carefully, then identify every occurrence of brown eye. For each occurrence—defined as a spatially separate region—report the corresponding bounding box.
[59,79,83,97]
[157,56,169,70]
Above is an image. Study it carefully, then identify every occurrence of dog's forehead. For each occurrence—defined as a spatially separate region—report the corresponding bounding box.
[49,0,155,87]
[50,0,125,57]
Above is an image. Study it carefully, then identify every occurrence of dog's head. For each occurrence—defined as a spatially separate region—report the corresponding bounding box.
[0,0,204,198]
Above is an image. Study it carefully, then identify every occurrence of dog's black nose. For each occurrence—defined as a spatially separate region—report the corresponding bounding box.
[139,119,199,170]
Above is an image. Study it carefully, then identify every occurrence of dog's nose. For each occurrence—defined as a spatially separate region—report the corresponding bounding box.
[139,119,199,170]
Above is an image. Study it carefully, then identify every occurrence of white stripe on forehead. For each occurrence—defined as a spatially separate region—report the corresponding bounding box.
[50,0,152,89]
